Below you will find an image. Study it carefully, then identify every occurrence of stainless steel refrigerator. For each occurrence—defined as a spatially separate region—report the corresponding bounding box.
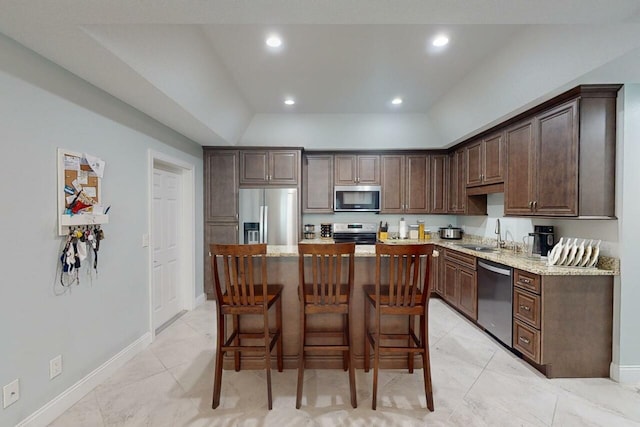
[238,188,299,245]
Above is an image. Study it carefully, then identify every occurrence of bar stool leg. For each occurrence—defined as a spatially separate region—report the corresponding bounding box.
[276,297,283,372]
[421,313,434,411]
[212,312,225,409]
[372,328,380,410]
[346,311,357,408]
[364,298,370,372]
[233,314,240,371]
[408,315,414,373]
[296,303,306,409]
[264,312,273,410]
[342,313,348,371]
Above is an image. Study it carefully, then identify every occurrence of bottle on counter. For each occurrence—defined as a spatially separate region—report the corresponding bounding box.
[399,217,407,239]
[418,220,425,240]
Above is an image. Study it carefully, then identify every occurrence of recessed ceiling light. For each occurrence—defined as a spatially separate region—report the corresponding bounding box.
[266,35,282,48]
[432,35,449,47]
[284,99,295,106]
[391,97,403,105]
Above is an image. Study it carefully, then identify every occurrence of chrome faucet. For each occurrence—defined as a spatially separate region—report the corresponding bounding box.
[495,219,505,248]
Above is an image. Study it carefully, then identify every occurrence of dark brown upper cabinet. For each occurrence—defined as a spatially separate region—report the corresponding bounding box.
[447,149,466,214]
[504,85,619,218]
[334,154,380,185]
[303,154,334,213]
[204,149,239,223]
[240,149,299,186]
[429,154,448,214]
[380,154,429,214]
[505,100,579,216]
[466,131,505,187]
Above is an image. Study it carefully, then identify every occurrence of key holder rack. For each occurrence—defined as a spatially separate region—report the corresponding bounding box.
[57,148,109,236]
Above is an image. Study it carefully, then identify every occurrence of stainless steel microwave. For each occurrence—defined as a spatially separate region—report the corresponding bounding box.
[334,185,381,212]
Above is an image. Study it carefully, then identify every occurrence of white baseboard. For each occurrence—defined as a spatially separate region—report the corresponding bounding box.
[195,293,207,307]
[17,333,152,427]
[610,363,640,384]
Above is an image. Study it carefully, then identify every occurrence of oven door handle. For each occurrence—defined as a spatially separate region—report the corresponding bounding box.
[478,261,511,276]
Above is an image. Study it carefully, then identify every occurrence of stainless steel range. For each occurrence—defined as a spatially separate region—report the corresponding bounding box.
[332,223,378,245]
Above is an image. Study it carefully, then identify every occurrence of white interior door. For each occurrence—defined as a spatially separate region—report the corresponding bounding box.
[152,167,182,329]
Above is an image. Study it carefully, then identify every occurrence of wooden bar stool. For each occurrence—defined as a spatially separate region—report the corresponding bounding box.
[296,242,357,409]
[209,243,283,410]
[363,243,434,411]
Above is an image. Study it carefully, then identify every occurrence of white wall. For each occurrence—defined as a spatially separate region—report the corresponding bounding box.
[427,24,640,146]
[617,84,640,375]
[84,25,253,145]
[0,34,203,426]
[240,113,443,149]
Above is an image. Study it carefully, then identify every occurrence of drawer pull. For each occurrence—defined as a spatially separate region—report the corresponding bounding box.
[519,336,530,345]
[521,278,531,284]
[519,304,531,312]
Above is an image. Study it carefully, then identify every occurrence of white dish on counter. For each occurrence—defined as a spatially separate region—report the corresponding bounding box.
[557,239,572,266]
[588,240,601,268]
[564,239,579,266]
[548,238,563,265]
[581,240,593,267]
[572,240,586,266]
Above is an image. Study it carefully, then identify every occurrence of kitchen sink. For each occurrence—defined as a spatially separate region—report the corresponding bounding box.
[456,244,497,252]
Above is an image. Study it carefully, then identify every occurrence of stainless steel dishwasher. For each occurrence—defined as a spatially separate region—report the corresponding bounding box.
[477,259,513,347]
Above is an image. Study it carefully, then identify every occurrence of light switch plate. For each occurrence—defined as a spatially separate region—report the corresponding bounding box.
[3,379,19,408]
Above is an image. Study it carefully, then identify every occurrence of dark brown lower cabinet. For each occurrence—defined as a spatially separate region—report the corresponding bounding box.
[511,269,613,378]
[457,268,477,319]
[442,249,477,320]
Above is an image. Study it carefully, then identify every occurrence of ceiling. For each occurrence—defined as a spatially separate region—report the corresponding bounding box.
[1,0,640,145]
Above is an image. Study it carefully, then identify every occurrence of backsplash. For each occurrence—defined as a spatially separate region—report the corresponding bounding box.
[457,193,620,258]
[302,212,456,234]
[303,193,619,258]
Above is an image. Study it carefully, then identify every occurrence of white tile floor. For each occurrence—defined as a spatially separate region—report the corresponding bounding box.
[49,299,640,426]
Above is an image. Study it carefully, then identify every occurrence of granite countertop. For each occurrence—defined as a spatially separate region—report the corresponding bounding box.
[432,239,618,276]
[269,237,619,276]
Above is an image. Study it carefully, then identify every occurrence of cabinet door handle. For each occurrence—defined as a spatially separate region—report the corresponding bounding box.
[533,200,537,209]
[528,201,533,209]
[519,336,530,345]
[519,304,531,312]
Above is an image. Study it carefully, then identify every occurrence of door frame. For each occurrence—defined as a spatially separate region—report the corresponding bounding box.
[148,150,196,341]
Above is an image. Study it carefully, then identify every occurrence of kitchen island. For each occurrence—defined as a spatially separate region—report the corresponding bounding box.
[221,239,617,377]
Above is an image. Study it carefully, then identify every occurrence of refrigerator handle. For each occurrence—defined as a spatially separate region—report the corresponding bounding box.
[259,205,265,243]
[263,205,269,244]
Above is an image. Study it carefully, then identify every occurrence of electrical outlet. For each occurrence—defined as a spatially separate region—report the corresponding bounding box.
[3,379,19,408]
[141,234,150,248]
[50,355,62,380]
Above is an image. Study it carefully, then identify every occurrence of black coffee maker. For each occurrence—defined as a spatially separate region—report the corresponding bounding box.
[530,225,555,257]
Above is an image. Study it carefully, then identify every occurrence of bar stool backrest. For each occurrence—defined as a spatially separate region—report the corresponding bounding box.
[210,243,268,307]
[298,242,355,306]
[375,243,432,307]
